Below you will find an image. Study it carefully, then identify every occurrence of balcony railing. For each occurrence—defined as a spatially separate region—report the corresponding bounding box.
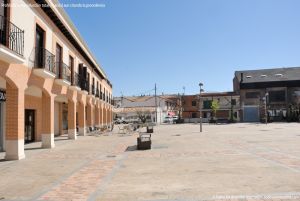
[79,78,88,92]
[0,15,24,56]
[34,47,56,74]
[56,62,71,82]
[96,89,99,98]
[73,72,81,88]
[91,85,95,95]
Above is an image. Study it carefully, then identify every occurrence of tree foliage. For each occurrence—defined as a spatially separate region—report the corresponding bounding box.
[211,100,220,119]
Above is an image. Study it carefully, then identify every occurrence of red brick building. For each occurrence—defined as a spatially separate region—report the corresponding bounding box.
[182,92,240,123]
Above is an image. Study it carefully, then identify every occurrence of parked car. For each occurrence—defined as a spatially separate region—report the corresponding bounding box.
[114,118,127,124]
[163,116,171,123]
[172,116,179,122]
[164,116,178,124]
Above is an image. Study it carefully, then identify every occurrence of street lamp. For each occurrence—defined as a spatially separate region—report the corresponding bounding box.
[199,83,204,132]
[263,92,269,125]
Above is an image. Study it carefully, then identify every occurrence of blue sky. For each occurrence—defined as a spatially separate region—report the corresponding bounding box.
[61,0,300,96]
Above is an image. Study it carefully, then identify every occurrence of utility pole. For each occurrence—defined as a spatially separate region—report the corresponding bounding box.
[199,83,204,132]
[155,83,157,124]
[265,92,269,125]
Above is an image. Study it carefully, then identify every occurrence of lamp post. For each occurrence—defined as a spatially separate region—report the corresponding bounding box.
[264,92,269,125]
[199,83,204,132]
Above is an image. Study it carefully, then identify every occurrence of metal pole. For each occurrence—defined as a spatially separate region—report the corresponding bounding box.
[265,92,268,125]
[155,83,157,124]
[199,83,203,132]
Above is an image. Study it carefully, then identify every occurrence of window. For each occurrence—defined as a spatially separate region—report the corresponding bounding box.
[203,100,212,109]
[56,44,63,77]
[69,56,74,69]
[100,85,102,99]
[192,112,197,118]
[231,99,236,106]
[69,56,74,82]
[269,90,285,102]
[245,92,260,99]
[192,101,197,106]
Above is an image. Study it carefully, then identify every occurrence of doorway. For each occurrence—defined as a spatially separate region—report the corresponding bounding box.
[0,0,8,46]
[0,103,3,151]
[25,109,35,143]
[35,25,45,68]
[56,44,62,78]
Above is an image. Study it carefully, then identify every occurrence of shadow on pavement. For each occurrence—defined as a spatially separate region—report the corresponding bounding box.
[126,145,137,151]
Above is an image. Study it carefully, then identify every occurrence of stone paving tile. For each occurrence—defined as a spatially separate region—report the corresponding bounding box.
[229,141,300,171]
[37,139,133,201]
[38,159,116,201]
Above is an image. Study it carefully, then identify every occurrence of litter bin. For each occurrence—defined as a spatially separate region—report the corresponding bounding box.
[137,134,151,150]
[146,126,153,133]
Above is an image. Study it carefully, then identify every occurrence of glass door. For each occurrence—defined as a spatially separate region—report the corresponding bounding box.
[56,44,62,78]
[35,25,45,68]
[25,109,35,143]
[0,0,8,46]
[0,103,2,151]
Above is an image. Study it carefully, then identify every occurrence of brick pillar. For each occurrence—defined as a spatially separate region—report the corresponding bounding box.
[100,104,103,127]
[105,106,108,125]
[107,106,110,125]
[87,104,92,131]
[95,106,99,127]
[68,100,77,139]
[41,95,55,148]
[103,106,106,126]
[78,102,86,136]
[91,104,94,127]
[99,106,102,126]
[109,106,112,124]
[5,85,25,160]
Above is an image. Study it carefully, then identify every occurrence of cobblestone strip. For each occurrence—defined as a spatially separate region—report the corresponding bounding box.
[37,159,116,201]
[37,139,133,201]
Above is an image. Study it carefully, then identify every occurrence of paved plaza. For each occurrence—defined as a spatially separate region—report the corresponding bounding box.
[0,123,300,201]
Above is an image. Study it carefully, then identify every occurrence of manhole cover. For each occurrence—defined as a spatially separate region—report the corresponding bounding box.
[259,130,269,132]
[172,134,181,137]
[107,155,116,158]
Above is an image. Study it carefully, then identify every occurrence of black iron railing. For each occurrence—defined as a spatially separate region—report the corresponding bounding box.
[96,89,99,98]
[56,62,71,82]
[92,85,95,95]
[34,47,56,74]
[73,72,81,87]
[80,77,90,92]
[80,78,88,92]
[0,15,24,56]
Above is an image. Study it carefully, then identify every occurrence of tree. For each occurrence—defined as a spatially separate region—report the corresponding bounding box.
[211,100,220,120]
[136,110,151,123]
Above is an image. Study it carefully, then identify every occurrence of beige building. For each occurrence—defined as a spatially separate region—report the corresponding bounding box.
[0,0,113,160]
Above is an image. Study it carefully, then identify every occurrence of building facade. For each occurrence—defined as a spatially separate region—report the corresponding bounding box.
[182,92,240,123]
[0,0,113,160]
[234,67,300,122]
[113,95,178,123]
